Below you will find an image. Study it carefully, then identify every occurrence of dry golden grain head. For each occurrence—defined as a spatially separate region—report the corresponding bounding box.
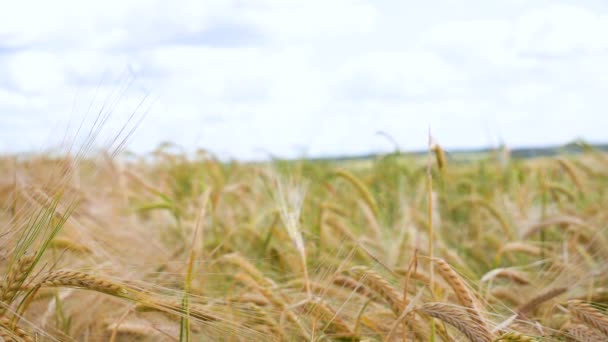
[300,297,353,336]
[418,302,493,342]
[37,270,128,297]
[233,272,285,309]
[48,237,91,254]
[332,275,372,297]
[555,157,584,190]
[135,297,221,323]
[564,323,606,342]
[0,254,35,312]
[234,293,270,306]
[523,216,586,238]
[490,287,521,306]
[334,169,379,217]
[0,317,35,342]
[567,300,608,338]
[106,320,160,338]
[433,257,489,333]
[273,175,307,255]
[481,268,530,286]
[493,332,537,341]
[498,242,541,258]
[348,266,402,315]
[432,143,447,170]
[221,253,274,288]
[517,287,568,318]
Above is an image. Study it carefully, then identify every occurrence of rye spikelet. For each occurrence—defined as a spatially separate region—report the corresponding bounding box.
[49,237,91,254]
[106,321,159,337]
[418,302,493,342]
[334,169,379,217]
[567,300,608,337]
[233,273,310,339]
[451,196,513,239]
[545,182,577,201]
[135,297,221,322]
[234,293,270,307]
[555,157,583,190]
[523,216,586,238]
[274,176,311,298]
[517,287,567,318]
[233,272,284,309]
[0,317,34,342]
[348,266,402,315]
[36,270,129,296]
[434,257,489,333]
[481,268,530,286]
[0,255,35,315]
[300,297,353,336]
[493,331,537,341]
[432,142,447,170]
[490,287,521,306]
[564,323,606,342]
[497,243,541,260]
[221,253,275,288]
[239,302,284,339]
[332,275,372,298]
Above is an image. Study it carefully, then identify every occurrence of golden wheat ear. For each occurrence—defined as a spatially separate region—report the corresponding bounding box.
[0,317,35,342]
[493,331,537,341]
[35,270,130,296]
[433,257,490,334]
[348,266,403,315]
[417,302,493,342]
[0,254,35,315]
[567,300,608,338]
[564,323,606,341]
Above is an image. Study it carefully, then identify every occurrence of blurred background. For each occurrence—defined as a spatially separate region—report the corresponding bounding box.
[1,0,607,160]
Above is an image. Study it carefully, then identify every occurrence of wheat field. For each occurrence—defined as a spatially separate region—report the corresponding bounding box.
[1,141,607,341]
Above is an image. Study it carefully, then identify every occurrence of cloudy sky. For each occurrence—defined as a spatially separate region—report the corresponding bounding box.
[1,0,608,159]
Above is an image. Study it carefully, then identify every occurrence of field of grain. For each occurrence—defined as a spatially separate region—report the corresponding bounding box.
[1,142,607,341]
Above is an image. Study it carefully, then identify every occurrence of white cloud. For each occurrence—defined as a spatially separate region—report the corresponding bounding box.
[1,1,608,159]
[6,51,66,93]
[243,0,378,40]
[337,50,466,101]
[514,5,608,56]
[0,88,27,108]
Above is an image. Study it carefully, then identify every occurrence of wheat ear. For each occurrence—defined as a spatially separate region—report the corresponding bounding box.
[564,323,606,342]
[434,257,490,333]
[334,169,379,217]
[493,331,536,341]
[36,270,129,296]
[0,317,35,342]
[517,287,567,318]
[348,266,402,315]
[481,268,530,286]
[418,302,493,342]
[300,297,353,336]
[567,300,608,337]
[221,253,275,288]
[0,255,35,316]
